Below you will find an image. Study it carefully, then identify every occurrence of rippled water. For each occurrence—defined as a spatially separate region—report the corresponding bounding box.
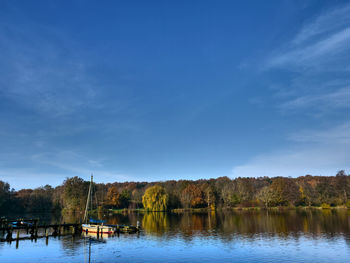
[1,209,350,262]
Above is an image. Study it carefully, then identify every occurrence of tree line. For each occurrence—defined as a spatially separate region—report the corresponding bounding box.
[0,170,349,214]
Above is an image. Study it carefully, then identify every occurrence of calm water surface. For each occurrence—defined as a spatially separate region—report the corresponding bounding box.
[1,209,350,262]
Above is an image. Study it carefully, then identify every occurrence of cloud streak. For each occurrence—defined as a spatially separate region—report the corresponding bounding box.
[261,3,350,118]
[0,148,132,189]
[279,86,350,112]
[232,123,350,178]
[0,22,97,117]
[266,4,350,70]
[293,4,350,45]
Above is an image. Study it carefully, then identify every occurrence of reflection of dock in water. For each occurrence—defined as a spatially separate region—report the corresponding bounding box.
[83,231,111,239]
[0,217,140,249]
[0,218,82,248]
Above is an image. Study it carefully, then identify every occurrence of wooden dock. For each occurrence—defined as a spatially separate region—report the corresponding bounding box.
[0,218,140,245]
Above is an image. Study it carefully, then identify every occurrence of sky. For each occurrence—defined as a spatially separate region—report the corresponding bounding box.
[0,0,350,189]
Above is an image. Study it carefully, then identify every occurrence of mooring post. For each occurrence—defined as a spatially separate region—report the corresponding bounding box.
[16,229,20,249]
[97,226,99,237]
[53,226,58,237]
[137,220,140,231]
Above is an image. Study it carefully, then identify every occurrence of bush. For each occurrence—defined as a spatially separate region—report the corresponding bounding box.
[346,200,350,209]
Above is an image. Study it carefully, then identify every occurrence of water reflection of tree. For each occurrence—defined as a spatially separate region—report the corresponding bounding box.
[142,212,169,235]
[6,209,350,251]
[130,209,350,243]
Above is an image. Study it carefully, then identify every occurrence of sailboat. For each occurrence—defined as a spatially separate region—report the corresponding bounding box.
[82,175,115,234]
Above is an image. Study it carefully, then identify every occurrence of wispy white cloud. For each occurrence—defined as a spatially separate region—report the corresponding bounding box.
[266,4,350,70]
[279,86,350,111]
[0,22,97,117]
[262,4,350,117]
[289,121,350,144]
[232,122,350,178]
[293,4,350,45]
[0,148,133,189]
[267,26,350,69]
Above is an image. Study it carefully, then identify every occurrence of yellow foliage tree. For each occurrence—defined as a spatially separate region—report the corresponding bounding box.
[142,185,169,211]
[106,186,120,208]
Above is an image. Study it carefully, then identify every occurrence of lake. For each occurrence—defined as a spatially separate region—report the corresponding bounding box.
[1,209,350,262]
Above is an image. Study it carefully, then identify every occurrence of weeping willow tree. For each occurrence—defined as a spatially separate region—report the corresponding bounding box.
[142,185,169,211]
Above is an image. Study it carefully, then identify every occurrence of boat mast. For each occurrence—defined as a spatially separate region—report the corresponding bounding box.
[83,174,93,223]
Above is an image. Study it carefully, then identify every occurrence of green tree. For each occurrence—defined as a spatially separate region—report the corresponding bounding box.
[0,181,11,212]
[120,189,131,208]
[29,185,54,212]
[62,177,89,212]
[142,185,169,211]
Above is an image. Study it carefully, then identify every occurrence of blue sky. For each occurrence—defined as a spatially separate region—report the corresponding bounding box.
[1,0,350,189]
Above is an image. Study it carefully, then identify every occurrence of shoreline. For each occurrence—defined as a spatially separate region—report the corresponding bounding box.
[107,206,349,214]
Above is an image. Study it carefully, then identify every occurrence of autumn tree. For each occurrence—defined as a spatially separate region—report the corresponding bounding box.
[181,184,205,208]
[257,186,276,207]
[142,185,169,211]
[106,186,120,208]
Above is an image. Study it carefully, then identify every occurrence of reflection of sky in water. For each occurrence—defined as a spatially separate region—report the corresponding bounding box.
[0,234,350,263]
[1,210,350,262]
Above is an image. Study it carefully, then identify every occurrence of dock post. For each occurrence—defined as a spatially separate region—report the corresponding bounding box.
[45,227,49,245]
[16,229,20,249]
[97,226,99,237]
[53,226,58,237]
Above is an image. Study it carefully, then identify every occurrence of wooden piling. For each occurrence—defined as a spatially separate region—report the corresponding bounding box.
[52,226,58,237]
[16,230,20,248]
